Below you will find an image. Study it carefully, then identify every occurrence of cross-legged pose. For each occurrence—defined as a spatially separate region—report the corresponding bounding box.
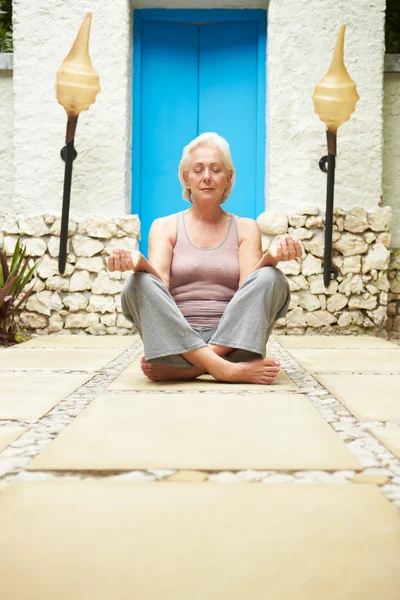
[108,132,302,384]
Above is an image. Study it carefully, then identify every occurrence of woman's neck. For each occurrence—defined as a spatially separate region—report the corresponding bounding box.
[188,203,225,224]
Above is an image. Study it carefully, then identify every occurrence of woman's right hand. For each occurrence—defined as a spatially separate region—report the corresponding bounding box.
[107,249,143,272]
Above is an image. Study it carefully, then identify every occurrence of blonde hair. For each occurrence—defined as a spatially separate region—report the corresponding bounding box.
[178,132,235,204]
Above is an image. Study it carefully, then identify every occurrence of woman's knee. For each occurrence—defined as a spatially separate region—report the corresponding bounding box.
[254,266,289,291]
[121,271,155,301]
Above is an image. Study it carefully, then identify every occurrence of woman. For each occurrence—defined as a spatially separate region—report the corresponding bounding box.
[108,132,302,384]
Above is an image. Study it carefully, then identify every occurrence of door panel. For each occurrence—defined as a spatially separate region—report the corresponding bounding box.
[140,21,198,257]
[199,21,259,218]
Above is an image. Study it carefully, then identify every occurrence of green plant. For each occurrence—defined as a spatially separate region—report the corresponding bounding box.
[0,0,12,53]
[386,0,400,54]
[0,237,43,346]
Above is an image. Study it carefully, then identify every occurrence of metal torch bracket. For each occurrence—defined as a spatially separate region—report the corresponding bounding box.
[60,144,78,162]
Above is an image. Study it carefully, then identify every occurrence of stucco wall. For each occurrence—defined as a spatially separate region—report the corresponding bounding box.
[8,0,389,218]
[266,0,386,214]
[383,72,400,248]
[0,72,14,213]
[12,0,132,217]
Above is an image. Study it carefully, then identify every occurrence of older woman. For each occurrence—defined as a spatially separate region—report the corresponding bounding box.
[108,132,302,384]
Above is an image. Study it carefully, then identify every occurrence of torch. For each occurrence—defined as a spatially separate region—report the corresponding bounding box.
[312,24,360,287]
[55,13,101,274]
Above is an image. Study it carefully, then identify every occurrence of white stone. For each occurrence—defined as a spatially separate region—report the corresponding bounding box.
[257,211,288,235]
[104,237,139,255]
[17,215,49,237]
[22,237,48,257]
[305,310,337,327]
[49,218,77,236]
[343,207,369,233]
[48,313,64,333]
[338,274,364,296]
[101,313,117,327]
[47,236,71,258]
[379,291,388,305]
[62,293,89,312]
[86,323,108,335]
[69,271,93,292]
[327,294,348,312]
[71,235,104,258]
[285,307,306,327]
[17,311,48,329]
[375,272,390,292]
[65,313,100,329]
[87,295,116,314]
[261,234,273,253]
[368,207,392,232]
[1,214,19,234]
[389,274,400,294]
[116,313,133,328]
[364,232,376,244]
[348,295,378,310]
[308,275,338,295]
[305,216,324,229]
[82,217,118,239]
[75,257,105,273]
[340,255,361,275]
[45,275,70,292]
[297,206,319,216]
[26,292,52,316]
[362,243,390,273]
[303,231,324,258]
[288,274,309,291]
[367,306,388,326]
[288,215,306,228]
[37,255,73,279]
[301,253,322,276]
[288,227,313,241]
[297,291,320,312]
[333,233,369,257]
[278,260,301,275]
[118,216,141,237]
[376,232,391,248]
[366,284,379,295]
[92,272,122,295]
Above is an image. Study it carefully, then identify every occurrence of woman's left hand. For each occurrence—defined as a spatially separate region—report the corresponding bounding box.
[267,235,303,264]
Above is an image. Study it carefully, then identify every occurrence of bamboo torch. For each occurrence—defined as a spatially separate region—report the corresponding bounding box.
[55,13,100,274]
[312,24,360,287]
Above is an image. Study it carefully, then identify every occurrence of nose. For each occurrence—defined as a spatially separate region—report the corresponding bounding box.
[203,169,212,181]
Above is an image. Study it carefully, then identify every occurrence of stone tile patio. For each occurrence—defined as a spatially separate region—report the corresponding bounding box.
[1,333,400,598]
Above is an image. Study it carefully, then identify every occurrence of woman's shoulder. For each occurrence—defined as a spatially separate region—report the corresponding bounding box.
[150,212,181,246]
[235,215,261,244]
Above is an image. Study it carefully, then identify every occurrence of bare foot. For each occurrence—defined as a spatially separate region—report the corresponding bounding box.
[230,357,281,385]
[140,356,205,382]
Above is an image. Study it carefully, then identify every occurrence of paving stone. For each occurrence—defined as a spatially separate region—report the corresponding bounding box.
[314,374,400,422]
[107,359,299,392]
[353,474,390,485]
[27,393,361,471]
[166,470,208,483]
[368,428,400,461]
[0,427,28,453]
[0,373,94,420]
[0,349,127,371]
[275,335,396,349]
[286,349,400,373]
[15,334,139,349]
[0,482,399,599]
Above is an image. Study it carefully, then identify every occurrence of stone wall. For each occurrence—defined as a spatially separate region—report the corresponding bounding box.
[257,205,396,338]
[1,206,399,339]
[0,214,140,336]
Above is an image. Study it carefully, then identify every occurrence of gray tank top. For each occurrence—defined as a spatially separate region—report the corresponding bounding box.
[169,211,240,328]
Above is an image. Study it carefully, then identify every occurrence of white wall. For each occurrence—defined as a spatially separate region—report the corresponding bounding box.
[0,72,14,213]
[9,0,389,220]
[266,0,386,214]
[12,0,132,217]
[383,73,400,247]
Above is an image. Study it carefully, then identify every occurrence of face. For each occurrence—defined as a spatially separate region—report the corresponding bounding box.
[184,146,232,204]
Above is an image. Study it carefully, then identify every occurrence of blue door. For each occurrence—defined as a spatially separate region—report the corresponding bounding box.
[133,10,266,258]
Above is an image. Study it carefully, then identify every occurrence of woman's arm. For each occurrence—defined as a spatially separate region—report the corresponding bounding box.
[237,218,302,286]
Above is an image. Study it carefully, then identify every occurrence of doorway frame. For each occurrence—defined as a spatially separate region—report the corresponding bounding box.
[132,8,267,218]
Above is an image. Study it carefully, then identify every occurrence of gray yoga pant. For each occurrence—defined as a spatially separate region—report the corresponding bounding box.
[120,267,291,368]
